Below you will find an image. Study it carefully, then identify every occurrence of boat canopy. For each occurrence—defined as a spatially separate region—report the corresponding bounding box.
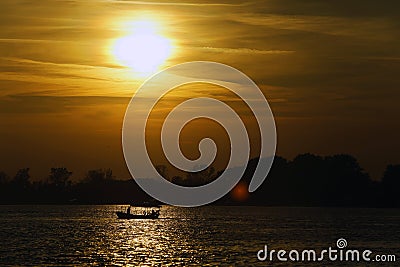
[129,203,161,208]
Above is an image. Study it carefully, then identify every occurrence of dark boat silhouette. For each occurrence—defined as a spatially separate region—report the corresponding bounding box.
[116,203,161,219]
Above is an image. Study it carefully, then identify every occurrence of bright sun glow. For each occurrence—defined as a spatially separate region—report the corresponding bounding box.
[112,19,173,76]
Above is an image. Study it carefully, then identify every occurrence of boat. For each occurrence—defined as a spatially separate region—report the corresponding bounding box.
[116,203,161,219]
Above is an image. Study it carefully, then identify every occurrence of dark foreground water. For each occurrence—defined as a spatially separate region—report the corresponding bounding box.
[0,206,399,266]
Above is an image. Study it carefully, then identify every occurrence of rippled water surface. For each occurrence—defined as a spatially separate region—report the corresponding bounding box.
[0,205,399,266]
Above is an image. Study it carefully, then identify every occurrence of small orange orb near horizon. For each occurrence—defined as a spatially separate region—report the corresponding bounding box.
[231,181,249,202]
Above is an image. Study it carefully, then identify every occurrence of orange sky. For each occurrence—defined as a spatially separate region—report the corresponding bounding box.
[0,0,399,180]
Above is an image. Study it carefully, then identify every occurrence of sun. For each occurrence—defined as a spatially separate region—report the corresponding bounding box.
[112,19,173,76]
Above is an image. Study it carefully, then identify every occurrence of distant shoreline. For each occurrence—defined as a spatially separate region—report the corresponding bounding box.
[1,203,399,209]
[1,155,399,208]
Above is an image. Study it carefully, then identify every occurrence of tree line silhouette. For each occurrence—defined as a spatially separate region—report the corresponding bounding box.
[0,153,399,207]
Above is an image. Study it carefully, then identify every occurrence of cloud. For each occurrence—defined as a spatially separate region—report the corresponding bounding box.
[197,47,295,55]
[243,0,400,18]
[1,57,122,70]
[111,0,245,7]
[0,95,130,114]
[0,38,70,44]
[0,56,142,97]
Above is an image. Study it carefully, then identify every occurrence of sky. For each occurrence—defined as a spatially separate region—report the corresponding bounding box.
[0,0,399,181]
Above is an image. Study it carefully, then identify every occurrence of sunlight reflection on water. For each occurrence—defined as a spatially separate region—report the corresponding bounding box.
[0,205,399,266]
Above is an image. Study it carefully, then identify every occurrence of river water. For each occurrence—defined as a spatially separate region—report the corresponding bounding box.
[0,205,398,266]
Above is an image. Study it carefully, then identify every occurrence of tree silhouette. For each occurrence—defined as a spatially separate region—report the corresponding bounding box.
[382,164,400,207]
[48,167,72,188]
[171,175,185,185]
[156,165,169,181]
[105,168,114,180]
[0,171,8,185]
[324,154,371,206]
[12,168,30,189]
[85,168,113,183]
[290,153,325,205]
[185,166,216,186]
[382,164,400,185]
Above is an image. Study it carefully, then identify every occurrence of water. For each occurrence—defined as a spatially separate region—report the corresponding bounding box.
[0,206,398,266]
